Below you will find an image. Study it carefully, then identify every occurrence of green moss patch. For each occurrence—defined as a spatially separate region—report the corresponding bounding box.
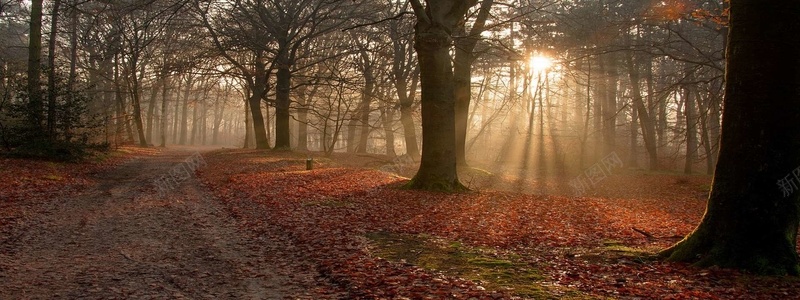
[578,240,658,264]
[365,232,549,298]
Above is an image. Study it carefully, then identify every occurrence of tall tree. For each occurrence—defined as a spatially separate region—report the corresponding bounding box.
[198,1,271,149]
[454,0,492,167]
[27,0,44,131]
[385,5,420,160]
[660,0,800,275]
[407,0,477,191]
[259,0,357,149]
[46,0,61,137]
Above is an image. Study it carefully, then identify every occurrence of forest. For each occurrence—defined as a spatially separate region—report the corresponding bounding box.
[1,0,799,299]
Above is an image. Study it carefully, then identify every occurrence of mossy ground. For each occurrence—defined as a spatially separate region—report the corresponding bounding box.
[366,232,569,298]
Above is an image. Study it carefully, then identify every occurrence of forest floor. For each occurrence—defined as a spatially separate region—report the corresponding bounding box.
[1,147,799,299]
[0,147,335,299]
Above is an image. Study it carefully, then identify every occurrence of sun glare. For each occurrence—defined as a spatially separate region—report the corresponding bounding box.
[529,55,553,73]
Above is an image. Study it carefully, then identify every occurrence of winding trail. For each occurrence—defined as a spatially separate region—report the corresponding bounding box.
[0,149,300,299]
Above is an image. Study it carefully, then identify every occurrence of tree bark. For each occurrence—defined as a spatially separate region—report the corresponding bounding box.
[355,72,373,153]
[274,52,291,149]
[388,15,420,160]
[159,76,170,147]
[381,103,396,157]
[626,41,658,170]
[27,0,44,131]
[146,72,164,143]
[454,0,493,167]
[407,0,474,191]
[602,54,617,155]
[64,0,78,141]
[46,0,61,138]
[683,69,697,174]
[172,77,183,144]
[660,0,800,276]
[179,76,191,145]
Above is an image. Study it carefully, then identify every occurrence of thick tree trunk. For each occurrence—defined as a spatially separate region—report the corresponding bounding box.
[408,20,463,191]
[660,0,800,275]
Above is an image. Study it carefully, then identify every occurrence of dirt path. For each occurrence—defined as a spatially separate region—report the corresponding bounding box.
[0,149,304,299]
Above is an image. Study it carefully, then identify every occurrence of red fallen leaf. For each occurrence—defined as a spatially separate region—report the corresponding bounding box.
[198,150,800,300]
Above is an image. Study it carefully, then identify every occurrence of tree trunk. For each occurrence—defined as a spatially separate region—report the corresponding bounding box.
[179,76,191,145]
[398,79,420,160]
[454,0,493,167]
[296,89,309,150]
[626,43,658,170]
[389,21,421,161]
[248,55,270,149]
[189,92,198,145]
[244,89,252,149]
[27,0,44,131]
[683,69,697,174]
[407,0,470,191]
[346,116,357,152]
[629,99,638,168]
[660,0,800,276]
[698,91,713,175]
[159,76,170,147]
[602,54,617,155]
[592,57,605,160]
[212,86,226,145]
[46,0,61,138]
[63,0,78,141]
[146,73,163,143]
[382,104,396,157]
[274,54,291,149]
[356,74,373,153]
[172,77,183,144]
[707,88,722,174]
